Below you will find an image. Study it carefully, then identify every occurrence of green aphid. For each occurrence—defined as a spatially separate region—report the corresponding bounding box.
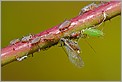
[82,28,104,37]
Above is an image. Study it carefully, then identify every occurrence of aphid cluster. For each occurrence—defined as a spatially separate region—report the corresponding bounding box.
[10,2,107,66]
[10,33,43,61]
[10,32,57,62]
[79,2,108,28]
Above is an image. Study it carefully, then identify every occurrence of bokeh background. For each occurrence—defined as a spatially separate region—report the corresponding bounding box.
[1,1,121,81]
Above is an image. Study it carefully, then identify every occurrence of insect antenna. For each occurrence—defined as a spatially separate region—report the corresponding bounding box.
[97,11,108,28]
[84,39,96,54]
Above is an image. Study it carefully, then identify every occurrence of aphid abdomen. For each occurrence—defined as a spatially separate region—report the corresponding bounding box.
[83,28,103,37]
[59,20,71,31]
[10,38,20,45]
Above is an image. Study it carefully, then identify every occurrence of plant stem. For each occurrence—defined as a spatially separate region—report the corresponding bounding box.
[1,1,121,66]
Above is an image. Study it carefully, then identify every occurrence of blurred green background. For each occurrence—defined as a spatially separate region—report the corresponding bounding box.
[1,1,121,81]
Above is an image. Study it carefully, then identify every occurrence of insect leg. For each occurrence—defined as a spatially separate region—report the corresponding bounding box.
[60,38,69,57]
[84,39,96,54]
[97,11,108,28]
[37,45,41,52]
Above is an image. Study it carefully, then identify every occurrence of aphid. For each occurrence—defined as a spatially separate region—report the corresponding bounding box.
[31,37,41,51]
[79,2,98,15]
[98,1,108,7]
[16,55,28,61]
[21,34,33,43]
[59,20,71,31]
[60,38,84,68]
[31,37,41,45]
[10,38,20,45]
[82,28,104,37]
[43,34,54,42]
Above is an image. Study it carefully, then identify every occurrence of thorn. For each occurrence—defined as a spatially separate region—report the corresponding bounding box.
[13,48,15,50]
[108,19,111,22]
[38,48,41,52]
[32,53,33,57]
